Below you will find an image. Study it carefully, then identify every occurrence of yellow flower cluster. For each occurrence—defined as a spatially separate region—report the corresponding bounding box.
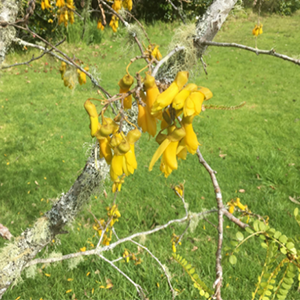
[122,248,142,265]
[252,24,263,36]
[97,20,104,31]
[93,205,121,246]
[59,62,88,89]
[171,233,181,253]
[84,99,141,192]
[139,71,212,177]
[41,0,51,10]
[109,15,119,33]
[56,0,75,27]
[148,44,163,61]
[227,197,251,222]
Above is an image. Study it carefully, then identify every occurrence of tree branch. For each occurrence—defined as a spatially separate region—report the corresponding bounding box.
[196,148,224,300]
[200,40,300,66]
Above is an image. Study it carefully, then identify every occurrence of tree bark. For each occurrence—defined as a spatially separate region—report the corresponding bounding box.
[0,0,19,66]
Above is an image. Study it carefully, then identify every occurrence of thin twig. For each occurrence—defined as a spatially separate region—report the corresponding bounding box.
[12,24,112,98]
[124,10,151,44]
[200,40,300,66]
[98,254,146,299]
[130,240,176,300]
[166,0,186,24]
[196,147,223,300]
[1,38,66,70]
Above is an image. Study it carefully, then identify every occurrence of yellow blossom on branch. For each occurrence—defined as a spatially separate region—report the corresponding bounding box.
[252,24,263,36]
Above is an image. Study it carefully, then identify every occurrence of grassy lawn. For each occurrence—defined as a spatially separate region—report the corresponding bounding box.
[1,10,300,300]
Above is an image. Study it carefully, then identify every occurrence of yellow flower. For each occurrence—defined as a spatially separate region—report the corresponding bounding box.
[66,289,72,293]
[41,0,51,10]
[182,121,200,155]
[151,45,163,61]
[152,71,189,113]
[48,19,53,23]
[149,126,186,177]
[109,15,119,33]
[183,91,204,117]
[252,24,263,36]
[98,136,113,165]
[97,20,104,31]
[112,0,122,11]
[172,83,197,111]
[118,74,134,109]
[84,100,99,137]
[122,0,133,10]
[80,247,86,252]
[56,0,65,7]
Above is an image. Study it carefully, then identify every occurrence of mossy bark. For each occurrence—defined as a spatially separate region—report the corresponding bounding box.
[0,155,108,299]
[0,0,19,66]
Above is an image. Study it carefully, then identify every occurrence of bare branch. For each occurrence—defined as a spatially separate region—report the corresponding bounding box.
[1,38,66,70]
[196,148,224,300]
[200,40,300,66]
[166,0,186,24]
[98,254,146,299]
[130,240,176,300]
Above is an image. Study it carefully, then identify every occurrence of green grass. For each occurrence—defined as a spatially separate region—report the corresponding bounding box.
[1,10,300,300]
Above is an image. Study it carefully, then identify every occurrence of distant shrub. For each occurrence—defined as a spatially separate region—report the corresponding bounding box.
[244,0,300,15]
[132,0,213,23]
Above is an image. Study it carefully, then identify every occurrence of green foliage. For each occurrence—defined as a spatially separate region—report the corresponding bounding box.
[65,19,102,45]
[132,0,213,22]
[224,217,300,300]
[172,253,213,298]
[244,0,300,15]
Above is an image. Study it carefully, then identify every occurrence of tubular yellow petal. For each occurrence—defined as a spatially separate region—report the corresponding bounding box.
[174,71,189,90]
[149,138,171,171]
[110,155,124,180]
[163,141,179,170]
[176,139,187,160]
[172,84,197,110]
[138,103,147,133]
[145,104,157,137]
[152,82,179,113]
[122,155,130,176]
[184,123,200,154]
[84,100,98,118]
[90,116,99,137]
[183,91,204,117]
[125,145,137,174]
[126,128,141,144]
[198,87,213,101]
[99,137,112,164]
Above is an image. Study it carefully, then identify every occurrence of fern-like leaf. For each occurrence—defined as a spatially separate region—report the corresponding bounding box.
[172,253,213,298]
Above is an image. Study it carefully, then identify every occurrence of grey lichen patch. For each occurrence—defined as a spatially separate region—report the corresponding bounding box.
[156,23,199,82]
[189,212,201,233]
[0,0,19,66]
[68,255,84,270]
[45,252,63,268]
[30,217,51,244]
[124,23,146,55]
[25,265,37,279]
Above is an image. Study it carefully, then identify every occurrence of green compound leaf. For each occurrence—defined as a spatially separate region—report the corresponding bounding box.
[294,208,298,217]
[261,242,268,249]
[274,231,282,239]
[279,235,288,244]
[236,232,244,241]
[285,242,295,250]
[280,248,287,255]
[245,227,254,234]
[253,220,260,232]
[229,255,237,265]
